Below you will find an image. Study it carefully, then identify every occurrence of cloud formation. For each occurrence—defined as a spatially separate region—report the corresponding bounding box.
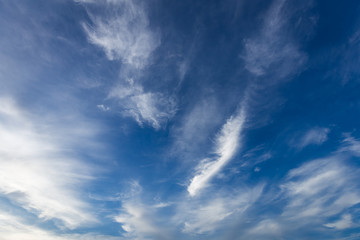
[2,0,360,239]
[293,127,330,149]
[109,78,176,130]
[187,108,246,196]
[179,185,264,235]
[324,214,355,230]
[0,97,98,229]
[0,209,121,240]
[114,202,169,240]
[281,155,360,221]
[243,0,306,78]
[113,182,173,240]
[82,0,160,68]
[80,0,176,129]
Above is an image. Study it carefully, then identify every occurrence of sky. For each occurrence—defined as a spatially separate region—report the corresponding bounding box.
[0,0,360,239]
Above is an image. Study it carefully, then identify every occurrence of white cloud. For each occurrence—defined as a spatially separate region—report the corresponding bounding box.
[229,136,360,239]
[0,210,121,240]
[225,138,360,239]
[82,0,160,68]
[152,202,173,208]
[0,97,22,118]
[109,79,177,130]
[170,97,222,157]
[182,199,233,234]
[114,202,165,239]
[324,214,355,230]
[0,97,99,229]
[179,185,264,234]
[187,108,246,196]
[294,127,330,149]
[110,182,264,239]
[97,104,110,111]
[247,219,281,237]
[281,155,360,222]
[340,135,360,156]
[113,182,172,240]
[80,0,176,129]
[243,0,306,78]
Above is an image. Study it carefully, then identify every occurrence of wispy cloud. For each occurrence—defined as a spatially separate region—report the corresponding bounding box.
[340,134,360,156]
[114,202,169,239]
[82,0,160,68]
[178,185,264,234]
[170,97,222,158]
[80,0,176,129]
[0,97,100,229]
[187,108,246,196]
[239,0,314,131]
[281,155,360,221]
[113,182,173,240]
[246,219,282,238]
[291,127,330,149]
[324,214,356,230]
[219,136,360,240]
[109,78,176,130]
[243,0,307,78]
[0,209,121,240]
[97,104,110,111]
[112,181,264,238]
[266,138,360,238]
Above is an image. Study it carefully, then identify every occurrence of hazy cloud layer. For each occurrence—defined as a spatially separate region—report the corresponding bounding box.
[243,0,307,79]
[0,97,98,229]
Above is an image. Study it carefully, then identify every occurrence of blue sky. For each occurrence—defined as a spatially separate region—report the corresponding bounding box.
[0,0,360,239]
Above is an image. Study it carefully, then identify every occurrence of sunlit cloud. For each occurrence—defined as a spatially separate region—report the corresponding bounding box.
[80,0,176,129]
[82,0,160,68]
[281,154,360,221]
[0,97,99,229]
[324,214,355,230]
[1,0,359,239]
[179,185,264,234]
[113,182,173,240]
[188,108,246,196]
[109,78,177,130]
[0,209,121,240]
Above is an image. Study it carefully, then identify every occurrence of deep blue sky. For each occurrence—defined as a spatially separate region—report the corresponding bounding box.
[1,0,360,239]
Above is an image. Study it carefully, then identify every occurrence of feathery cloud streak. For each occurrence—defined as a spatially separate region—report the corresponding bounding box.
[82,0,160,68]
[281,155,360,221]
[243,0,307,78]
[187,108,246,196]
[80,0,176,129]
